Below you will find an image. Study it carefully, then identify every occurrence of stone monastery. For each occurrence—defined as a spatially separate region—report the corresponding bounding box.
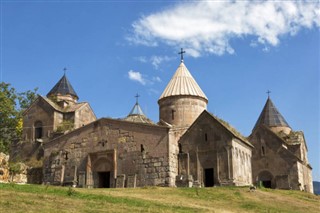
[13,57,313,193]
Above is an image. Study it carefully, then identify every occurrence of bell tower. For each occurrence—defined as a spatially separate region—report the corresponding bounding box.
[158,49,208,128]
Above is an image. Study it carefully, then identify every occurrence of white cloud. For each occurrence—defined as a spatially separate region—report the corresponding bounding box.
[150,55,174,69]
[152,76,162,82]
[128,1,320,56]
[128,70,162,86]
[134,56,147,63]
[135,55,174,69]
[128,70,146,85]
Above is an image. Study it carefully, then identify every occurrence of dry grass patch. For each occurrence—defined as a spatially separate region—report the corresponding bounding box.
[0,184,319,213]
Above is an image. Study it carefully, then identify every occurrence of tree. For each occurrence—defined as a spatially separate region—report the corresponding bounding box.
[0,82,38,154]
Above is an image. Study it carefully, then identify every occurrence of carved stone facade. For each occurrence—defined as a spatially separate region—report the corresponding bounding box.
[43,119,176,187]
[177,111,253,187]
[14,61,313,193]
[249,98,313,193]
[249,126,313,193]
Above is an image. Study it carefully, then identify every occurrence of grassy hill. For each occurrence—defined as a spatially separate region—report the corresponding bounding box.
[0,183,319,213]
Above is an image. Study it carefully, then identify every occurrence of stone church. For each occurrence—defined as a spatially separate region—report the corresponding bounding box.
[14,57,313,192]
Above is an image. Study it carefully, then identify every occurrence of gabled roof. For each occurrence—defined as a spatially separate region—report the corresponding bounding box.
[180,110,253,148]
[159,62,208,102]
[253,125,310,168]
[47,74,78,99]
[22,95,90,116]
[253,97,290,130]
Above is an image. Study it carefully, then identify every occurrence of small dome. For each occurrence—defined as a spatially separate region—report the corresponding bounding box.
[123,99,154,125]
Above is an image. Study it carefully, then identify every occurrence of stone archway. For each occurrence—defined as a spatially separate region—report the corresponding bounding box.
[258,170,274,188]
[86,150,117,188]
[92,157,112,188]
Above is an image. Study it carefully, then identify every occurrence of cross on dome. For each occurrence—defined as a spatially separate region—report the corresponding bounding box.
[267,90,271,98]
[178,48,186,62]
[135,93,140,103]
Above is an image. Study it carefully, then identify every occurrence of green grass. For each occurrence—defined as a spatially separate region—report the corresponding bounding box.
[0,183,319,213]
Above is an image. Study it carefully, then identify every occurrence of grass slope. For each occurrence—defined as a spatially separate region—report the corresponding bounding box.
[0,183,319,213]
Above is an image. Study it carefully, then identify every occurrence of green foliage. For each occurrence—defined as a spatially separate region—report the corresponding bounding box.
[1,183,320,213]
[67,187,77,196]
[8,162,22,175]
[56,120,74,133]
[0,82,38,154]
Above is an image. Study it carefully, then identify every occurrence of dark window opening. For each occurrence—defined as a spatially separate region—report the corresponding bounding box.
[178,143,182,153]
[65,151,69,160]
[204,168,214,187]
[141,144,145,153]
[205,133,208,141]
[171,109,175,120]
[34,121,43,139]
[98,172,110,188]
[261,146,265,156]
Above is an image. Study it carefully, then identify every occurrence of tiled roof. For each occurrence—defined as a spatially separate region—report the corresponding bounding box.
[254,97,290,129]
[159,62,208,101]
[47,74,78,99]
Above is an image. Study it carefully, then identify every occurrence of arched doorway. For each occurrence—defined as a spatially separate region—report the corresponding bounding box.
[92,157,113,188]
[258,170,273,188]
[86,150,116,188]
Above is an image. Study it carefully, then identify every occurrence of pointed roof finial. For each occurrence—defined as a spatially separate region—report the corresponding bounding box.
[47,69,78,100]
[135,93,140,104]
[267,90,271,98]
[178,48,186,62]
[63,67,67,75]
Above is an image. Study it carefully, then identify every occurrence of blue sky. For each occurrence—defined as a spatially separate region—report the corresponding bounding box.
[1,1,319,181]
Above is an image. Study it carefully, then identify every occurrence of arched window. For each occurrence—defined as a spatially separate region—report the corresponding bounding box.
[34,121,43,139]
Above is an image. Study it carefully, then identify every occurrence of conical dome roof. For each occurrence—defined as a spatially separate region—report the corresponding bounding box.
[159,62,208,102]
[47,74,78,100]
[123,100,154,124]
[254,97,290,130]
[129,102,144,115]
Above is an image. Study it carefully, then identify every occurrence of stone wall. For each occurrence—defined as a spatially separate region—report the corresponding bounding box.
[159,96,207,128]
[178,112,252,187]
[232,139,252,186]
[74,104,96,129]
[0,153,10,183]
[23,97,54,142]
[249,126,313,193]
[43,118,175,188]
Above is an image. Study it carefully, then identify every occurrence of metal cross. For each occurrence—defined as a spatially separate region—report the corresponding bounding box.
[267,90,271,98]
[135,93,140,103]
[178,48,186,61]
